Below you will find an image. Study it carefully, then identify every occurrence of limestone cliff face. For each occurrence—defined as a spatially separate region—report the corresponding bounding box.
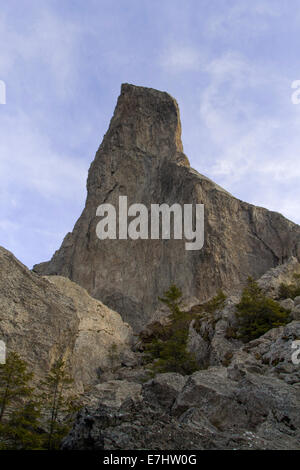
[34,83,300,331]
[0,247,132,392]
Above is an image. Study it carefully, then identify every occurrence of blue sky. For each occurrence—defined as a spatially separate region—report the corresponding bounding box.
[1,0,300,268]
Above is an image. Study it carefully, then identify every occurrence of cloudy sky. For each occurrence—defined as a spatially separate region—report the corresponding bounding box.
[1,0,300,268]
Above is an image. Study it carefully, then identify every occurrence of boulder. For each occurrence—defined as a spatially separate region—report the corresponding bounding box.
[84,380,142,408]
[294,296,300,306]
[280,298,295,310]
[257,257,300,298]
[143,372,188,409]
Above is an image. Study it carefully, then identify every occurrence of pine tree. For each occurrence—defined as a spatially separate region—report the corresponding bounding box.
[146,285,198,375]
[0,352,44,449]
[0,352,80,450]
[0,401,44,450]
[0,352,33,422]
[159,284,183,320]
[236,277,290,342]
[40,359,78,450]
[108,343,120,372]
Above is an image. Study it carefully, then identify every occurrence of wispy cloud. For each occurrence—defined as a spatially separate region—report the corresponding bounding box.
[0,111,87,201]
[0,8,82,99]
[205,0,280,39]
[159,45,201,73]
[193,50,300,223]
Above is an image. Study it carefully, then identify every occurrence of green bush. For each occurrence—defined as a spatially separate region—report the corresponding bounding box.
[143,285,198,375]
[190,290,227,316]
[235,277,290,342]
[142,287,228,375]
[202,290,227,314]
[278,273,300,300]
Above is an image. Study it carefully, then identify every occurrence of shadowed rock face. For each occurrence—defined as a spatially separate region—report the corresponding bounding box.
[33,83,300,331]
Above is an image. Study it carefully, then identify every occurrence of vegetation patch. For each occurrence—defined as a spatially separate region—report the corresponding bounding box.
[192,290,227,333]
[278,273,300,300]
[0,353,79,450]
[234,277,290,343]
[141,285,226,376]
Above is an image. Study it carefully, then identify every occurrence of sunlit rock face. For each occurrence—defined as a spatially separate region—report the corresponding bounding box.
[34,83,300,331]
[0,246,133,392]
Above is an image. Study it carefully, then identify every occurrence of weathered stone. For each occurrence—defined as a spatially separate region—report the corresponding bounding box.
[172,367,250,430]
[83,380,142,409]
[185,262,300,372]
[233,321,300,384]
[291,307,300,321]
[33,84,300,331]
[280,298,295,310]
[143,372,188,409]
[62,400,212,450]
[103,365,150,384]
[0,246,133,392]
[187,319,210,367]
[294,296,300,306]
[63,363,300,450]
[257,257,300,298]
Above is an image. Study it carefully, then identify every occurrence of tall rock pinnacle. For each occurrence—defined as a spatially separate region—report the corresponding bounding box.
[34,84,300,331]
[96,83,189,167]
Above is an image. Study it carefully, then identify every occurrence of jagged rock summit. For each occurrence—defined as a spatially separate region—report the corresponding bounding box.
[34,83,300,331]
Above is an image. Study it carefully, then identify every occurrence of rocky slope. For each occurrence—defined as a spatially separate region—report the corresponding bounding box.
[62,260,300,450]
[0,246,133,392]
[62,363,300,450]
[33,83,300,331]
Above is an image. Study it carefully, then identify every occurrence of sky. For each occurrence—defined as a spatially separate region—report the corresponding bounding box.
[1,0,300,268]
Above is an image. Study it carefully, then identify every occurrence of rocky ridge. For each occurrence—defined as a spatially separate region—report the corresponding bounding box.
[62,258,300,450]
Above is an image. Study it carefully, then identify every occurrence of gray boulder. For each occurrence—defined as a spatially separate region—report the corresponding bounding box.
[294,296,300,306]
[280,298,295,310]
[143,373,188,409]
